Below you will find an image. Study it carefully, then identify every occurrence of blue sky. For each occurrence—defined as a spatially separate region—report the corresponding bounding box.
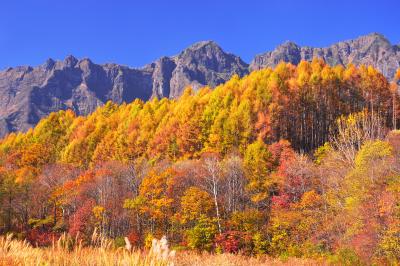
[0,0,399,69]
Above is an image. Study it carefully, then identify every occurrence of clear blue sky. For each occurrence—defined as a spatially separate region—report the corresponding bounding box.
[0,0,399,69]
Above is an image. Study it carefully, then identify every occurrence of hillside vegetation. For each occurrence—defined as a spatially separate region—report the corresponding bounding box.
[1,59,400,264]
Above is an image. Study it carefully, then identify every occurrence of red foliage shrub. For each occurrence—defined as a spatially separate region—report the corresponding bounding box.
[215,231,252,253]
[68,199,95,236]
[127,231,141,246]
[268,140,295,169]
[271,193,290,209]
[26,228,59,247]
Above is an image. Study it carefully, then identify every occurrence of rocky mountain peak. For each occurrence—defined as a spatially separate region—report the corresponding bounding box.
[363,32,388,41]
[78,58,95,70]
[344,32,391,50]
[42,58,55,70]
[0,42,249,136]
[278,41,300,49]
[250,32,400,79]
[64,55,78,68]
[185,40,220,51]
[0,33,398,138]
[178,40,232,64]
[165,40,249,98]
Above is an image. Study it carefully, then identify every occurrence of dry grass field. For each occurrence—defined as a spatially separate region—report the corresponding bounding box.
[0,234,325,266]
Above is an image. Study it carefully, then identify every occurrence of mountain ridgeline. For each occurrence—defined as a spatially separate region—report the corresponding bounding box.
[1,55,400,264]
[0,41,247,137]
[250,33,400,79]
[0,32,399,137]
[0,59,396,165]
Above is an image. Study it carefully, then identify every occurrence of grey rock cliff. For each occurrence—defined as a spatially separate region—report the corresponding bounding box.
[167,41,249,98]
[250,33,400,80]
[148,41,249,98]
[0,56,155,136]
[1,33,399,137]
[0,42,248,137]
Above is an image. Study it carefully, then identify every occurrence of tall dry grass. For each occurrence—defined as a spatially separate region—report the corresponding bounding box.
[0,231,173,266]
[0,233,325,266]
[174,252,326,266]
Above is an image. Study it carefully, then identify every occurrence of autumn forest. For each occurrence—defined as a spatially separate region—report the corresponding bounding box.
[1,59,400,265]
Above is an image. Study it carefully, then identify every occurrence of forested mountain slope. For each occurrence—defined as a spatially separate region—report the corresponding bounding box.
[1,60,400,264]
[250,33,400,80]
[1,32,399,138]
[0,41,247,137]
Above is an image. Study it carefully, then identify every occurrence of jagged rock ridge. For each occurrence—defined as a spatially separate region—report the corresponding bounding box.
[1,33,399,137]
[0,41,248,137]
[250,33,400,79]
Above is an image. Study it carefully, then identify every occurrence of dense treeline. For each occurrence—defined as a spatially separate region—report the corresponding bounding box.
[0,60,400,264]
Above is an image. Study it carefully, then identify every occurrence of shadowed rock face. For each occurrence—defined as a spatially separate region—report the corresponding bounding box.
[0,33,399,137]
[148,41,249,98]
[167,41,249,98]
[0,41,248,137]
[0,56,154,136]
[250,33,400,80]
